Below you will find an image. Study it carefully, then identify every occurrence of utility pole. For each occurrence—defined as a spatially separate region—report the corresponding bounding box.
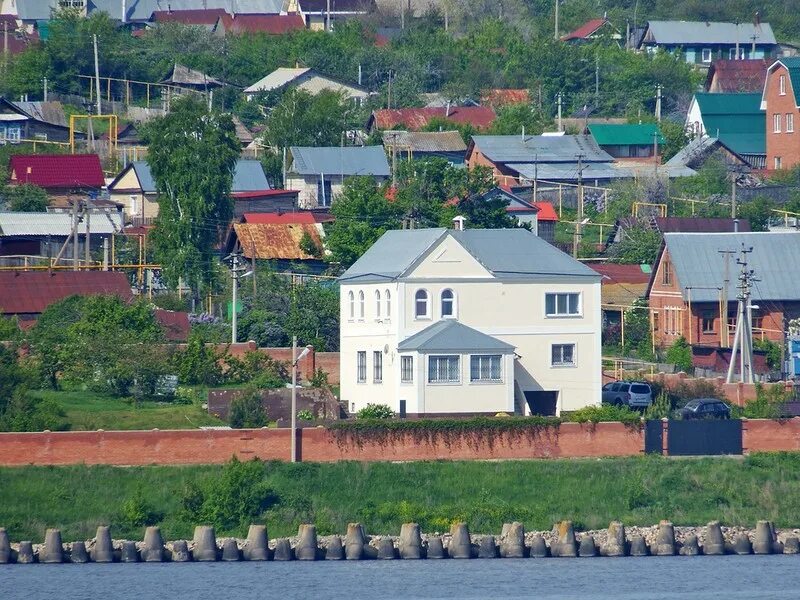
[326,0,331,32]
[719,249,736,348]
[72,198,80,271]
[391,131,398,189]
[726,244,757,384]
[387,70,393,110]
[228,250,246,344]
[655,84,662,123]
[3,22,8,70]
[595,54,599,104]
[554,0,559,40]
[557,92,563,132]
[43,77,48,102]
[573,154,585,258]
[84,197,91,268]
[93,34,101,116]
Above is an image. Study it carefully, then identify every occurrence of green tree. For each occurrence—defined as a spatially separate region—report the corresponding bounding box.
[658,119,689,162]
[229,389,269,429]
[2,184,49,212]
[666,336,693,373]
[261,89,354,149]
[143,97,240,294]
[622,298,654,361]
[489,103,551,136]
[609,226,662,265]
[737,197,776,232]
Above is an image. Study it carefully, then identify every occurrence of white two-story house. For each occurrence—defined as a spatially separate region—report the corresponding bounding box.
[338,226,602,417]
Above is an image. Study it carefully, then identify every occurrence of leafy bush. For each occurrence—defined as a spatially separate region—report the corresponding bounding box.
[118,488,163,532]
[174,386,201,405]
[733,383,790,419]
[754,339,782,370]
[666,336,693,373]
[224,351,288,388]
[668,378,724,403]
[296,409,314,421]
[0,395,68,432]
[644,391,672,420]
[229,389,268,429]
[356,403,394,419]
[565,404,641,425]
[172,336,224,386]
[309,368,329,389]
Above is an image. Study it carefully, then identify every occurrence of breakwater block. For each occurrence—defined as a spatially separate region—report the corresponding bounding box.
[296,524,318,561]
[399,523,422,559]
[141,526,166,562]
[377,538,396,560]
[42,528,64,563]
[192,526,218,562]
[478,535,498,559]
[244,525,269,561]
[753,521,774,555]
[273,538,293,561]
[529,535,549,558]
[553,521,577,557]
[171,540,190,562]
[629,535,648,556]
[345,523,366,560]
[92,526,114,563]
[0,528,11,563]
[653,521,675,556]
[733,533,752,555]
[17,541,35,564]
[325,536,344,560]
[70,541,89,564]
[703,521,725,555]
[499,522,525,558]
[680,535,700,556]
[426,537,445,559]
[784,537,800,554]
[221,538,241,562]
[601,522,626,557]
[579,535,597,557]
[121,541,139,563]
[448,523,473,559]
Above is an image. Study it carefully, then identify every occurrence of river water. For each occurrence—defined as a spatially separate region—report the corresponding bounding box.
[1,555,797,599]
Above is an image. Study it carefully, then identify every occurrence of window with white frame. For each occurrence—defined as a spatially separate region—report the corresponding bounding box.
[788,113,795,133]
[701,48,712,63]
[470,355,502,382]
[6,126,20,142]
[348,291,355,320]
[356,351,366,383]
[551,344,576,367]
[780,74,787,95]
[358,290,365,319]
[728,47,744,60]
[373,351,383,383]
[375,290,381,318]
[400,355,413,383]
[414,289,430,319]
[385,290,391,318]
[428,355,460,383]
[774,113,782,133]
[441,289,455,318]
[775,156,783,170]
[545,292,580,317]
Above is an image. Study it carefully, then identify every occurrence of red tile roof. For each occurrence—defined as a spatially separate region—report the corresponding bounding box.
[154,309,190,342]
[589,263,652,285]
[481,89,531,108]
[705,59,768,93]
[654,217,751,233]
[531,201,558,221]
[371,106,496,131]
[151,9,227,25]
[561,18,609,41]
[218,13,305,34]
[9,154,105,189]
[232,189,299,199]
[0,271,132,315]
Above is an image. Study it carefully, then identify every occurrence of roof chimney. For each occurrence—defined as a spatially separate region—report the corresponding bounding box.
[121,0,127,24]
[452,215,466,231]
[734,219,739,232]
[445,100,451,118]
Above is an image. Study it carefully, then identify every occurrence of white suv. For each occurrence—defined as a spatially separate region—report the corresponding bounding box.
[602,381,653,409]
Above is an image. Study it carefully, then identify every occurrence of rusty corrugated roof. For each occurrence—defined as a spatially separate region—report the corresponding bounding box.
[233,222,325,260]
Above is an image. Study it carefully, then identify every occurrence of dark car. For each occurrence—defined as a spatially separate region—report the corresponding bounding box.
[675,398,731,420]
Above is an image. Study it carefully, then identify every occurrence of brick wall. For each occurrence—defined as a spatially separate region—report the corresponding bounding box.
[742,418,800,452]
[765,63,800,171]
[205,343,339,383]
[649,372,793,407]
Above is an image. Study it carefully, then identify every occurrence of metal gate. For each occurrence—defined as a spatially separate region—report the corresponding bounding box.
[666,420,743,456]
[644,420,663,454]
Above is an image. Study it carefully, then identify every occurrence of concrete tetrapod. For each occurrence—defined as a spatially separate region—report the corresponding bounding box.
[221,538,241,562]
[92,526,114,563]
[703,521,725,555]
[0,528,11,563]
[753,521,775,555]
[499,522,525,558]
[553,521,578,557]
[733,533,752,555]
[529,535,549,558]
[601,522,626,557]
[629,535,649,557]
[42,528,65,563]
[17,541,35,564]
[784,537,800,554]
[578,535,597,557]
[141,526,166,562]
[325,535,344,560]
[273,538,293,561]
[680,535,700,556]
[295,524,318,561]
[192,526,218,562]
[120,541,139,563]
[426,537,445,559]
[345,523,366,560]
[399,523,422,559]
[244,525,269,561]
[377,538,396,560]
[70,541,89,564]
[171,540,190,562]
[653,521,676,556]
[477,536,499,559]
[448,523,473,559]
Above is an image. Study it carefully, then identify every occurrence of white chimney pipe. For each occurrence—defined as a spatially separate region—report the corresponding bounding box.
[121,0,127,24]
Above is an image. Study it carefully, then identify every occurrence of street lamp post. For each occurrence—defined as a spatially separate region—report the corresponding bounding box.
[291,336,314,463]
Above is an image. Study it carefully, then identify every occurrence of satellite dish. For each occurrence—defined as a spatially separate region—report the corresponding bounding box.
[384,344,390,354]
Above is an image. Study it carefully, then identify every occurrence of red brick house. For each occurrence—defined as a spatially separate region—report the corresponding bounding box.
[762,58,800,171]
[366,106,496,133]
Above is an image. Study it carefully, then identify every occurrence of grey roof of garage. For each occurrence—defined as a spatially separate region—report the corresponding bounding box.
[290,146,390,177]
[398,319,515,353]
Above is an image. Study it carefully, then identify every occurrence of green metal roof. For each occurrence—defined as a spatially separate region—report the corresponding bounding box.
[694,93,765,155]
[588,123,664,146]
[694,92,762,115]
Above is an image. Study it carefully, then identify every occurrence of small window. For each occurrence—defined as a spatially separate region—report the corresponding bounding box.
[662,260,672,285]
[780,74,787,95]
[385,289,391,318]
[358,291,365,319]
[441,289,455,318]
[551,344,576,367]
[356,351,366,383]
[428,355,460,383]
[774,113,782,134]
[702,310,715,334]
[728,47,744,60]
[701,48,712,63]
[375,290,381,318]
[414,289,429,319]
[316,177,333,207]
[348,291,355,319]
[401,356,413,383]
[545,292,580,317]
[373,350,383,383]
[652,311,660,332]
[788,113,795,133]
[470,355,502,382]
[775,156,783,170]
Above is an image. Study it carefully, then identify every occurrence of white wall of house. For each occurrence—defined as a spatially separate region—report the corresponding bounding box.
[287,174,388,209]
[685,98,705,137]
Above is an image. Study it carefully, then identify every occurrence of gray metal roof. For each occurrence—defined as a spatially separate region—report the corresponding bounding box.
[398,319,515,353]
[471,134,613,164]
[382,130,467,153]
[129,159,269,193]
[290,146,390,177]
[510,162,630,181]
[340,227,600,283]
[663,232,800,302]
[643,21,776,46]
[18,0,286,21]
[0,212,122,237]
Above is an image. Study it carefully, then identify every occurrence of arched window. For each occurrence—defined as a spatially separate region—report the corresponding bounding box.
[441,289,455,318]
[385,290,391,318]
[358,291,365,319]
[348,291,355,319]
[375,290,381,318]
[414,289,429,319]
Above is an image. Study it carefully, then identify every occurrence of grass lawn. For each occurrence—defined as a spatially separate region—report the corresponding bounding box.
[1,453,800,542]
[31,389,225,431]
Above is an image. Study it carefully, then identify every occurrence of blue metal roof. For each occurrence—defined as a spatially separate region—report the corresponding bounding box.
[131,159,269,194]
[18,0,285,21]
[290,146,390,177]
[398,319,515,353]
